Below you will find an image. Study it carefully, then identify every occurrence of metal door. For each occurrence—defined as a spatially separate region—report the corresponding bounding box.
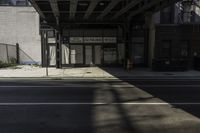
[94,45,102,65]
[85,45,93,65]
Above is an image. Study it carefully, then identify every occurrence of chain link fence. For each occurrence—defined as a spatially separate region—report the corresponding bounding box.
[0,43,18,63]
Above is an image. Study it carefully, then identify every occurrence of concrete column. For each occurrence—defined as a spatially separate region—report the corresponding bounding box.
[55,16,62,68]
[145,12,156,67]
[56,31,62,68]
[125,19,132,58]
[16,43,20,64]
[120,23,130,68]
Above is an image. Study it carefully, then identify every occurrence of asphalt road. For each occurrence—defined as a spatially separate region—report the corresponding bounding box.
[0,79,199,133]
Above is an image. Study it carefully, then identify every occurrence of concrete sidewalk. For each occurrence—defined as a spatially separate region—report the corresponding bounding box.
[1,65,200,79]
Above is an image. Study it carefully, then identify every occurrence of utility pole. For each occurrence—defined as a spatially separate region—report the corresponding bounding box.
[44,32,48,77]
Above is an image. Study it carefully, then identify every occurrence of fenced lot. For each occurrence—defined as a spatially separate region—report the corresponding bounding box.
[0,43,18,63]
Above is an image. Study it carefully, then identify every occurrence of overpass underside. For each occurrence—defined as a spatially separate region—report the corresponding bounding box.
[29,0,180,68]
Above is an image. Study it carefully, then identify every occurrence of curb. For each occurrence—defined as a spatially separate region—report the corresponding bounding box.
[1,76,200,80]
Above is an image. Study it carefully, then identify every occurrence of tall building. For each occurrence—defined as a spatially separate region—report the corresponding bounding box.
[0,0,41,64]
[151,0,200,70]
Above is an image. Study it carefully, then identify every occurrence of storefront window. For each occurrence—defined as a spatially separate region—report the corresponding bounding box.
[70,45,83,64]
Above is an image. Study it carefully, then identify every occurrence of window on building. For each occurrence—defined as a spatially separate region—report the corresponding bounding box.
[160,6,174,24]
[16,0,26,6]
[0,0,30,6]
[162,40,171,58]
[70,45,83,64]
[180,1,196,23]
[0,0,12,5]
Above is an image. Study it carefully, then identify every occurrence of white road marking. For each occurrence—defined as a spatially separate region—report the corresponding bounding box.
[0,86,90,88]
[0,102,199,106]
[136,85,200,87]
[0,85,200,88]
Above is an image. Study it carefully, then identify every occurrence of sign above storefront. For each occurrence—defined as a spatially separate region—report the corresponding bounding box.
[84,37,103,43]
[103,37,117,43]
[69,37,83,43]
[48,38,56,43]
[69,37,117,44]
[70,37,83,43]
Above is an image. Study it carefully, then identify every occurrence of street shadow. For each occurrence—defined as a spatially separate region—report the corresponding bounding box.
[19,48,38,64]
[0,80,95,133]
[100,67,200,118]
[134,84,200,118]
[0,80,145,133]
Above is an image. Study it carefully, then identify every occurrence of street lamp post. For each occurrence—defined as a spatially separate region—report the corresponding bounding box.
[44,32,49,77]
[46,49,49,77]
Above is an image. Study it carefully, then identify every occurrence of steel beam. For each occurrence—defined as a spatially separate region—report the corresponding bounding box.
[97,0,122,20]
[29,0,45,18]
[111,0,142,20]
[69,0,78,19]
[128,0,162,20]
[34,0,111,1]
[127,0,179,21]
[83,0,99,20]
[49,0,60,18]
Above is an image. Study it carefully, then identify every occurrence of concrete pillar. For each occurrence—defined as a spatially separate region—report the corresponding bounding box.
[55,16,62,68]
[145,12,156,67]
[16,43,20,64]
[56,31,61,68]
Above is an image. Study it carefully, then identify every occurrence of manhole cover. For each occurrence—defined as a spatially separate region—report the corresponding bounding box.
[86,72,92,74]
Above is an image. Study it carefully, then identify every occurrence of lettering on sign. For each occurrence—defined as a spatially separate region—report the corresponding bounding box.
[69,37,117,43]
[84,37,103,43]
[103,37,117,43]
[70,37,83,43]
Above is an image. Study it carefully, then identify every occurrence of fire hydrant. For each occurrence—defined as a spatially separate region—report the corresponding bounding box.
[127,59,133,71]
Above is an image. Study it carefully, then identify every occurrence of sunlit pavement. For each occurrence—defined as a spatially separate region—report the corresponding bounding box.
[0,79,199,133]
[1,65,200,78]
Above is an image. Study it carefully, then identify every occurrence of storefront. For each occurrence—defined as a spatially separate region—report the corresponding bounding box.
[41,28,125,67]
